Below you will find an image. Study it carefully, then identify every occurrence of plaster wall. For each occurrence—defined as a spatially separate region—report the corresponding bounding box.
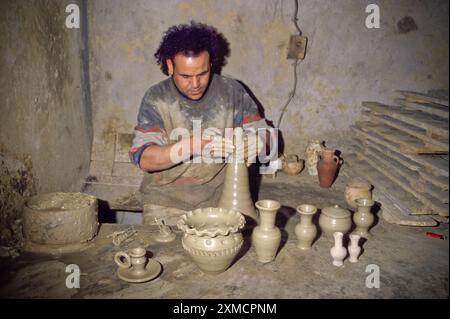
[88,0,448,158]
[0,0,92,244]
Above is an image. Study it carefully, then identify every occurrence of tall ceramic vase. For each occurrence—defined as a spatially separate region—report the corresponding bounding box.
[352,198,375,239]
[252,200,281,263]
[295,204,317,250]
[218,128,259,223]
[317,148,341,188]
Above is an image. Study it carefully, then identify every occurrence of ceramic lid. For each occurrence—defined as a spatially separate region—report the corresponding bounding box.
[322,205,351,219]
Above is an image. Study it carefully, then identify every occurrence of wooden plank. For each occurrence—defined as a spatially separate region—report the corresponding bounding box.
[363,146,449,204]
[351,126,449,177]
[345,155,437,226]
[395,98,449,120]
[419,171,449,190]
[362,102,449,138]
[354,137,422,171]
[368,112,448,151]
[358,152,449,216]
[397,90,449,107]
[355,121,445,154]
[355,136,448,190]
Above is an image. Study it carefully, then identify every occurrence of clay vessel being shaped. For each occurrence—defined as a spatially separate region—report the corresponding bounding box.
[252,200,281,263]
[330,232,347,267]
[295,204,318,250]
[177,207,245,274]
[218,127,259,223]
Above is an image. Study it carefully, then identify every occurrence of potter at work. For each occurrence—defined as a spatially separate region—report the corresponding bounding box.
[128,21,274,225]
[1,0,448,301]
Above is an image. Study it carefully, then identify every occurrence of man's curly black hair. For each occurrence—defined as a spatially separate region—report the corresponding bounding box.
[154,21,221,75]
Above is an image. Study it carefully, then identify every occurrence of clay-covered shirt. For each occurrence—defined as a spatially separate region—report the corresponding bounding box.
[129,73,269,187]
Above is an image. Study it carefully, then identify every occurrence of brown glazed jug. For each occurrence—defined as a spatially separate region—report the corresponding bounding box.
[317,148,341,188]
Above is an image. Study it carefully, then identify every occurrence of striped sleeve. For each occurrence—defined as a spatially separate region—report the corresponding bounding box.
[129,93,168,167]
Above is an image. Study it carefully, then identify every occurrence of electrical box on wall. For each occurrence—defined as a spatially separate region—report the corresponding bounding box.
[287,35,308,60]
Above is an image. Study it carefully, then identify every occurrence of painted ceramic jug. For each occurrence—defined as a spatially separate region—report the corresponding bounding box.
[345,180,372,210]
[305,140,323,176]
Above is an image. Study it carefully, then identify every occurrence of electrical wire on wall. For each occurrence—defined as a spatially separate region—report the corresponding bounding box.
[276,0,303,129]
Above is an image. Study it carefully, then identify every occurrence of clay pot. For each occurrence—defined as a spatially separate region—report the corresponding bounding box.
[282,154,305,176]
[317,148,341,188]
[319,205,352,242]
[330,232,347,267]
[22,192,98,254]
[295,204,318,250]
[177,207,245,274]
[345,180,372,209]
[352,198,375,239]
[305,140,323,176]
[252,200,281,263]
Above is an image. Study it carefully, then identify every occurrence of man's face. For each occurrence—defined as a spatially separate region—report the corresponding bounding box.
[167,50,211,100]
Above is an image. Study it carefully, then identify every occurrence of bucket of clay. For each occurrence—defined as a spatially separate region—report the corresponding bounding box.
[22,192,99,255]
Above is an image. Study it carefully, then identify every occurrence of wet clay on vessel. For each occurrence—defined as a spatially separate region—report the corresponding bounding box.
[22,192,99,255]
[319,205,352,242]
[218,127,258,222]
[115,247,162,283]
[252,200,281,263]
[177,207,245,274]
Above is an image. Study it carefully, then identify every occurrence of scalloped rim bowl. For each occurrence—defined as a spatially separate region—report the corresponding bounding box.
[177,207,246,238]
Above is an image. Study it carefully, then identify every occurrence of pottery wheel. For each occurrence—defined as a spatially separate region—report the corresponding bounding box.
[117,260,162,283]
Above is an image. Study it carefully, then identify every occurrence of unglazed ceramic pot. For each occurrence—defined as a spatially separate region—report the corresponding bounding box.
[352,198,375,239]
[22,192,98,254]
[330,232,347,267]
[345,180,372,210]
[218,128,259,222]
[305,140,323,176]
[281,154,304,175]
[295,204,318,250]
[252,200,281,263]
[317,148,342,188]
[177,207,245,274]
[319,205,352,242]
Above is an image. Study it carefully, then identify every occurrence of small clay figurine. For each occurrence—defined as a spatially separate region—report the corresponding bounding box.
[154,218,176,243]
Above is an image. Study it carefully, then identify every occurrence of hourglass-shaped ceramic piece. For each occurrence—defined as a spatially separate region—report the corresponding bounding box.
[114,247,162,283]
[348,234,361,263]
[295,204,318,250]
[352,198,375,239]
[330,232,347,267]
